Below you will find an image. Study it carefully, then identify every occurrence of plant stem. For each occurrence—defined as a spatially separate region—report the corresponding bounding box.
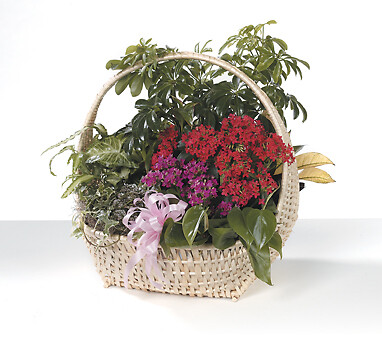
[263,185,280,209]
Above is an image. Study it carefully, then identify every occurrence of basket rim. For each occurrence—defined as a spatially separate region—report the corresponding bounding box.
[83,222,285,253]
[83,223,245,251]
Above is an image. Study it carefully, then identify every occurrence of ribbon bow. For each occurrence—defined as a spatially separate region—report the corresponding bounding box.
[122,191,187,288]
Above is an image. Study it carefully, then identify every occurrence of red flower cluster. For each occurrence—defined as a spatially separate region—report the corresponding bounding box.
[151,125,178,167]
[215,114,294,206]
[182,125,219,162]
[151,114,295,208]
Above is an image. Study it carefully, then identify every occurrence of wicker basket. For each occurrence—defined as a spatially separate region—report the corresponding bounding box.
[78,52,299,301]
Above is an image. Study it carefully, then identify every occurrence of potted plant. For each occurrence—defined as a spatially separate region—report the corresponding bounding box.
[44,20,334,300]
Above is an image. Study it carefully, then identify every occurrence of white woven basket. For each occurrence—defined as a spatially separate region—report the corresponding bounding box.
[78,52,299,301]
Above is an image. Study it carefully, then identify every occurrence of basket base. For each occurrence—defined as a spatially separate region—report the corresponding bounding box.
[100,275,253,302]
[84,225,284,301]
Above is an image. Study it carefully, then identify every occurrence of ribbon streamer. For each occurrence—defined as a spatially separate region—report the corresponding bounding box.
[122,191,187,288]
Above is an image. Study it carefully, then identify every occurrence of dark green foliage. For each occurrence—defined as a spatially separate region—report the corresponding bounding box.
[218,20,309,123]
[105,20,309,140]
[227,207,282,284]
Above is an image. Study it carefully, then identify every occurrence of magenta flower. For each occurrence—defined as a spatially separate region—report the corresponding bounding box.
[142,155,218,206]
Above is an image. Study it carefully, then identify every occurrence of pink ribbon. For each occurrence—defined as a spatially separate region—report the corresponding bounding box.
[122,191,187,289]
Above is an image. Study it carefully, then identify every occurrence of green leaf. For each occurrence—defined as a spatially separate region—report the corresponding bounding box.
[208,218,228,228]
[290,98,300,120]
[119,167,131,179]
[160,218,174,256]
[296,58,310,70]
[92,123,108,137]
[41,128,83,155]
[266,199,277,213]
[177,83,193,96]
[247,243,272,285]
[296,99,308,122]
[115,75,130,95]
[144,142,156,172]
[61,174,95,198]
[272,61,282,83]
[97,210,119,235]
[268,231,283,258]
[125,45,137,54]
[130,74,144,97]
[182,205,206,245]
[178,105,194,127]
[273,38,288,50]
[106,59,122,70]
[209,226,237,250]
[86,136,136,168]
[131,112,146,140]
[134,98,150,109]
[146,110,160,131]
[143,73,153,90]
[257,56,275,71]
[227,207,253,245]
[294,145,305,154]
[48,145,75,176]
[105,173,121,186]
[67,151,81,173]
[243,208,277,251]
[164,222,188,247]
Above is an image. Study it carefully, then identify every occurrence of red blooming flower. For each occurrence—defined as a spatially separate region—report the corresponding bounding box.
[182,125,219,162]
[150,114,295,208]
[215,114,295,206]
[151,125,178,167]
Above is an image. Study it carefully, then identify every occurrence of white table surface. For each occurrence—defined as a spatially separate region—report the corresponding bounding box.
[1,219,381,341]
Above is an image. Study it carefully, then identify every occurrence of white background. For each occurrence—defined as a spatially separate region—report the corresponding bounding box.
[1,0,381,220]
[1,219,382,341]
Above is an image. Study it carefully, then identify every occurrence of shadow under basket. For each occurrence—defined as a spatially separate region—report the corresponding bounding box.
[78,51,299,301]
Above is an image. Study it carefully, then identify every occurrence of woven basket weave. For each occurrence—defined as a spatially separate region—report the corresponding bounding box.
[78,52,299,301]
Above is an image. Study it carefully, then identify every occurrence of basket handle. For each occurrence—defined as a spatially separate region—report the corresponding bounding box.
[78,51,291,151]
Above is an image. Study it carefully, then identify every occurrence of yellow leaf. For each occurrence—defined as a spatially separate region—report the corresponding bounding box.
[274,152,334,176]
[274,159,283,175]
[299,167,335,183]
[296,152,334,170]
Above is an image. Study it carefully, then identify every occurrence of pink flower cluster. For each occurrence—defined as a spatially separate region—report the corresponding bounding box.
[216,201,234,216]
[142,155,218,206]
